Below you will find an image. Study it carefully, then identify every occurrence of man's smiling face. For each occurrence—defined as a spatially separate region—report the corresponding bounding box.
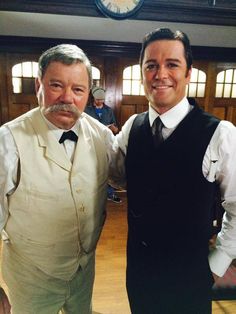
[141,39,192,114]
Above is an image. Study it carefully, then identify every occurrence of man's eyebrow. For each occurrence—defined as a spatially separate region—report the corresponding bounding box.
[49,78,62,82]
[144,58,182,64]
[144,59,157,64]
[166,58,182,63]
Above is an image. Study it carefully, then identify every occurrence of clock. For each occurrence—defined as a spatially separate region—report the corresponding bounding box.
[95,0,144,20]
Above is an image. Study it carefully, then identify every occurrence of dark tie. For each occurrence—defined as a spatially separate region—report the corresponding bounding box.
[59,130,78,144]
[152,117,164,148]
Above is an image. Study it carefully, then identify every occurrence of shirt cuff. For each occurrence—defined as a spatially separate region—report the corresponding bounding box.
[208,248,232,277]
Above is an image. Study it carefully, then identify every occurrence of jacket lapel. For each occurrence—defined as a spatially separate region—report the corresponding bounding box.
[29,108,72,171]
[72,116,92,174]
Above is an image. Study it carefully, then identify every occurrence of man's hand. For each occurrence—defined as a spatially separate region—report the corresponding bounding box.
[0,288,11,314]
[108,124,119,135]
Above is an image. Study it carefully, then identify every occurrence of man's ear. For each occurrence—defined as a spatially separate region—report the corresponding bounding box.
[186,67,192,82]
[35,77,40,95]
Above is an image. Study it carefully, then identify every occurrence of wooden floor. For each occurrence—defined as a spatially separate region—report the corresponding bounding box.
[93,194,236,314]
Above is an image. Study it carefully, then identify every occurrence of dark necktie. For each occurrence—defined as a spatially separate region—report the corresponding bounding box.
[152,117,164,148]
[59,130,78,144]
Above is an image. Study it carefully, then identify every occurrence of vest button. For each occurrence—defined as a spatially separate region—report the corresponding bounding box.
[141,241,148,247]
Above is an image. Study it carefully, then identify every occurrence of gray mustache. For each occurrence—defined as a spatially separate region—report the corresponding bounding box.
[44,103,81,117]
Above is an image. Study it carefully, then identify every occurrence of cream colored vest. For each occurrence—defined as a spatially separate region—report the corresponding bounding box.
[5,108,108,280]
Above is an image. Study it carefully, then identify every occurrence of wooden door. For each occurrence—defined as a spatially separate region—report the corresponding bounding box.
[5,53,39,123]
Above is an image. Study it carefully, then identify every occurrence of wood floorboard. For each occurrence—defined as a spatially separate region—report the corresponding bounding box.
[93,195,129,314]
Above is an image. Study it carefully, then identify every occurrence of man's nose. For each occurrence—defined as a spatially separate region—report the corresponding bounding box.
[155,66,168,79]
[59,88,73,103]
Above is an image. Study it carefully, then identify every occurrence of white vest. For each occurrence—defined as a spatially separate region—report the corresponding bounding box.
[5,108,108,280]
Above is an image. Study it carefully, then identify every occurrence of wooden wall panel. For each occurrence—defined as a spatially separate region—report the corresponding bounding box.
[9,95,38,121]
[213,107,227,120]
[226,105,236,124]
[0,52,39,123]
[0,54,9,125]
[9,103,31,121]
[120,105,136,127]
[232,107,236,126]
[137,104,149,114]
[233,107,236,125]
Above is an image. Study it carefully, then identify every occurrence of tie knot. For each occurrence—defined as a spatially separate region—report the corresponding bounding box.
[152,117,163,135]
[152,117,164,148]
[59,130,78,144]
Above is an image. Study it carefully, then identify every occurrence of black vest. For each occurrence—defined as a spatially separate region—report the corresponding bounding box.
[125,103,220,264]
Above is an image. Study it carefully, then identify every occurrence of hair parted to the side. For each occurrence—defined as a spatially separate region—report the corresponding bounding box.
[38,44,93,88]
[139,28,193,71]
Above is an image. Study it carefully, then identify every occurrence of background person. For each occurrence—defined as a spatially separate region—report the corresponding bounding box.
[0,44,114,314]
[112,28,236,314]
[85,87,122,204]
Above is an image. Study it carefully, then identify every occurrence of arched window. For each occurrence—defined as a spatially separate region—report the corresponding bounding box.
[12,61,38,94]
[123,64,145,96]
[215,69,236,98]
[186,68,206,98]
[92,66,101,87]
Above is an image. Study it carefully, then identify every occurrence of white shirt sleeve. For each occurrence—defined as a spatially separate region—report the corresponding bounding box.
[101,126,113,161]
[109,114,137,189]
[0,126,19,231]
[207,121,236,276]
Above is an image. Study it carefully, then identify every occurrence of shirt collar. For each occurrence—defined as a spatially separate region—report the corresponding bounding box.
[40,109,80,142]
[149,97,192,129]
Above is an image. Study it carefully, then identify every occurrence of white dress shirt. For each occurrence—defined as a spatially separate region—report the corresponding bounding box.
[113,97,236,277]
[42,115,79,162]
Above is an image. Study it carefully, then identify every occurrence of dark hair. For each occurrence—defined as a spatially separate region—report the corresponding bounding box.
[38,44,93,88]
[139,28,193,71]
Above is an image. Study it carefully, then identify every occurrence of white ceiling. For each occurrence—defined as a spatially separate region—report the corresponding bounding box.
[1,10,236,48]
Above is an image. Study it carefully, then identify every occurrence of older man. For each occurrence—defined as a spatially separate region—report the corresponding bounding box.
[0,44,114,314]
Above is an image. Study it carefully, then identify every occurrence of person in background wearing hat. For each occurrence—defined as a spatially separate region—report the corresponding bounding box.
[85,87,122,204]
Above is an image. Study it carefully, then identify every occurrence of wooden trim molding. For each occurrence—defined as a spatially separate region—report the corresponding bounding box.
[0,36,141,58]
[1,36,236,62]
